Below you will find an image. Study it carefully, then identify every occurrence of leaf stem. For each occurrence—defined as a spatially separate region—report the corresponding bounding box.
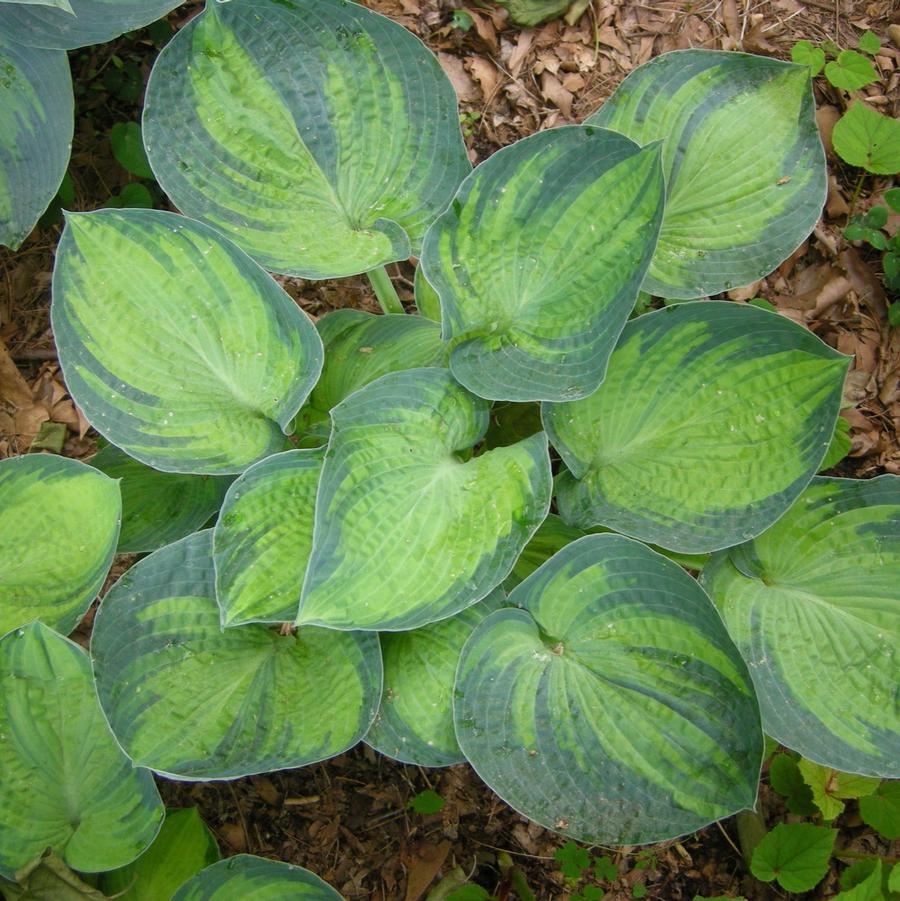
[367,266,405,315]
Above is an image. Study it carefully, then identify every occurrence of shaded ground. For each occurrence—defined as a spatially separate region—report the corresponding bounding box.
[1,0,898,898]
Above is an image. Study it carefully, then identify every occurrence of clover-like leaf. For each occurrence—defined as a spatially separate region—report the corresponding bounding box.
[454,534,762,845]
[543,302,848,553]
[750,824,836,893]
[92,531,382,780]
[295,310,447,443]
[0,36,72,249]
[832,102,900,175]
[213,448,324,627]
[0,623,163,878]
[588,50,825,298]
[422,127,664,402]
[90,445,230,554]
[366,589,505,767]
[52,209,323,475]
[143,0,470,279]
[98,808,220,901]
[172,855,342,901]
[859,780,900,839]
[298,368,552,631]
[702,475,899,777]
[0,455,120,637]
[791,40,825,77]
[0,0,183,48]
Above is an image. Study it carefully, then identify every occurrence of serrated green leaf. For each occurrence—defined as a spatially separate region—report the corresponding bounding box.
[409,790,445,814]
[885,188,900,213]
[543,302,848,553]
[98,808,220,900]
[454,534,763,845]
[825,50,879,90]
[0,35,72,249]
[295,310,448,443]
[298,368,552,631]
[798,758,848,819]
[860,781,900,839]
[0,455,120,637]
[172,855,342,900]
[52,209,323,475]
[421,127,664,401]
[143,0,470,279]
[366,590,505,767]
[769,754,817,815]
[890,862,900,893]
[110,122,152,179]
[702,476,900,777]
[90,445,230,554]
[0,623,163,878]
[91,531,382,780]
[213,448,324,627]
[750,823,836,893]
[833,102,900,175]
[492,0,567,26]
[105,182,154,210]
[792,40,825,76]
[0,0,183,48]
[588,50,825,298]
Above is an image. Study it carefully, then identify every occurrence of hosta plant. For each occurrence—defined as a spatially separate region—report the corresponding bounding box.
[1,0,898,891]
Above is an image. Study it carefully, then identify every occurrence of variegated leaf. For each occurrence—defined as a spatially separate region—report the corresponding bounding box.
[0,35,72,248]
[421,127,664,401]
[52,209,323,474]
[143,0,470,278]
[543,302,848,553]
[454,534,763,844]
[0,623,163,878]
[588,50,825,298]
[702,476,900,777]
[298,368,552,631]
[92,531,382,780]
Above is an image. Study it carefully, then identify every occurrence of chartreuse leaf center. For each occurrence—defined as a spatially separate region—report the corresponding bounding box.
[702,475,900,777]
[142,0,470,279]
[297,368,552,631]
[0,623,163,878]
[589,49,824,298]
[453,533,762,844]
[51,209,323,475]
[0,455,120,637]
[91,531,382,780]
[543,302,848,553]
[422,126,664,402]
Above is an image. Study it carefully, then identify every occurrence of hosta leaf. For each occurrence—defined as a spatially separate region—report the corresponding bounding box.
[98,808,220,900]
[0,455,119,637]
[295,310,447,443]
[0,0,74,11]
[0,623,163,878]
[832,102,900,175]
[454,534,763,845]
[213,448,324,627]
[52,209,323,475]
[543,302,848,553]
[421,127,664,402]
[90,445,230,554]
[0,36,72,249]
[750,823,835,893]
[366,589,505,767]
[92,531,382,780]
[0,0,183,49]
[298,368,552,631]
[588,50,825,298]
[172,855,342,900]
[701,476,900,777]
[143,0,470,279]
